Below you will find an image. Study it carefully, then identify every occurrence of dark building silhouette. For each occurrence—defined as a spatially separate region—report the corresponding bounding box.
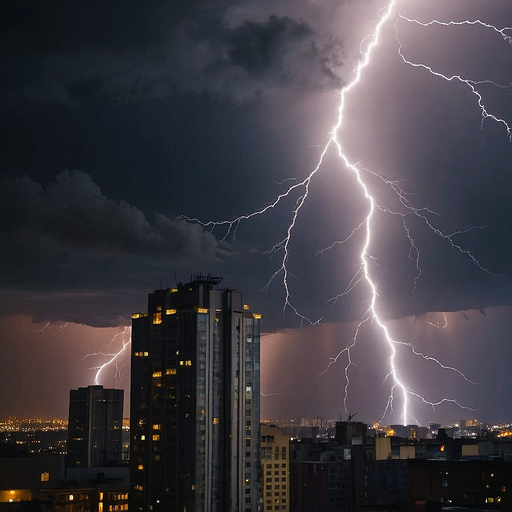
[0,454,129,512]
[130,276,261,512]
[408,459,512,511]
[67,385,124,468]
[290,441,355,512]
[335,421,367,446]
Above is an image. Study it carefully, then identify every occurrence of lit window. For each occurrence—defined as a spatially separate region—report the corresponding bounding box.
[69,495,74,501]
[140,435,145,441]
[40,472,50,482]
[137,464,144,470]
[166,368,176,375]
[152,434,160,441]
[152,371,162,378]
[153,312,162,325]
[153,424,161,430]
[166,309,177,315]
[213,418,219,425]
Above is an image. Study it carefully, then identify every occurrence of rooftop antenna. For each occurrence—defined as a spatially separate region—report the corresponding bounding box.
[347,412,358,422]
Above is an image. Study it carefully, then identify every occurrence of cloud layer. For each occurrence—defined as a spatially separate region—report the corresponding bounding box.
[2,0,366,106]
[0,171,233,325]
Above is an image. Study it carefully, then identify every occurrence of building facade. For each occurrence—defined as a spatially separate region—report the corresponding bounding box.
[130,276,261,512]
[67,385,124,468]
[261,425,289,512]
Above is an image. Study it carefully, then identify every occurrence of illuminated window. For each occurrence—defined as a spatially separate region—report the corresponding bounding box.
[166,368,176,375]
[153,312,162,324]
[213,418,219,425]
[140,435,146,441]
[137,464,144,470]
[152,434,160,441]
[153,424,161,430]
[166,309,177,315]
[40,472,50,482]
[179,360,192,366]
[99,503,103,512]
[152,371,162,378]
[69,495,74,501]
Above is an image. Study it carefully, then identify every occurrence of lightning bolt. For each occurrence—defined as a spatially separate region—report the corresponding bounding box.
[83,326,131,386]
[32,322,69,338]
[396,14,512,140]
[184,1,511,425]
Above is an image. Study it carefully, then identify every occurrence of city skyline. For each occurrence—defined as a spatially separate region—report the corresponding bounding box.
[2,0,512,427]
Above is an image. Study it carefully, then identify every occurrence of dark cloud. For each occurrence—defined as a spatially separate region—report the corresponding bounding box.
[228,16,314,72]
[1,0,347,107]
[0,170,230,261]
[0,171,235,325]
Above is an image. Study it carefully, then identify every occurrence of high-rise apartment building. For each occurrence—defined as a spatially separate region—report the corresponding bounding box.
[67,385,124,468]
[130,275,261,512]
[261,425,289,512]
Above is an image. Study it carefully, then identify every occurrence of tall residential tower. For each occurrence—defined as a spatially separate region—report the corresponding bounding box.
[130,275,261,512]
[67,385,124,468]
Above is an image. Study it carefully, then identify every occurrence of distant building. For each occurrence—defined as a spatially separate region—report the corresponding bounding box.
[408,459,512,511]
[335,421,367,446]
[290,441,354,512]
[261,425,289,512]
[67,385,124,468]
[130,275,261,512]
[0,454,129,512]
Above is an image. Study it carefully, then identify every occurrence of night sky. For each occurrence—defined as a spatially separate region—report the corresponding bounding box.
[2,0,512,427]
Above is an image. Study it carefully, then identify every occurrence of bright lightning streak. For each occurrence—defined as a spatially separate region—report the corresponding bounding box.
[32,322,69,338]
[184,1,512,425]
[397,14,512,140]
[83,326,131,386]
[425,312,448,329]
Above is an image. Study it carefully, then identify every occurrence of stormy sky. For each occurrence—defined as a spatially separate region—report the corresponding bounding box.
[1,0,512,426]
